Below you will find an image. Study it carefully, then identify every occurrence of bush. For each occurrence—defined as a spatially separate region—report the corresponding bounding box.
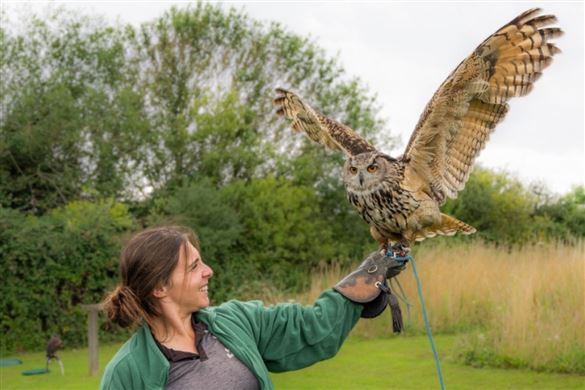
[147,176,341,302]
[0,200,135,351]
[442,168,585,245]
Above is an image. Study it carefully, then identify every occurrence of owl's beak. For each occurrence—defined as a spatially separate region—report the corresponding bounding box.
[359,173,364,186]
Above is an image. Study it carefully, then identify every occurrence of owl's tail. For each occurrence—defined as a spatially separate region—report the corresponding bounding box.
[414,213,476,242]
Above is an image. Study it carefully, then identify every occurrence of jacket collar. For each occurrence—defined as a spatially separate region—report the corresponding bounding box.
[134,325,170,387]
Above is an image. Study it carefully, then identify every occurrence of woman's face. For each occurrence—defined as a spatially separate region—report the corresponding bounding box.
[163,241,214,313]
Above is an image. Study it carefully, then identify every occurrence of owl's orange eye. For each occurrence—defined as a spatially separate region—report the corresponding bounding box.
[349,166,358,175]
[367,165,378,173]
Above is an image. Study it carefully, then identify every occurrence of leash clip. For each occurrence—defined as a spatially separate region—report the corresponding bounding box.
[385,249,412,264]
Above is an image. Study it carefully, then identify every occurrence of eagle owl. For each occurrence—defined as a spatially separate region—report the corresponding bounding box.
[274,8,562,251]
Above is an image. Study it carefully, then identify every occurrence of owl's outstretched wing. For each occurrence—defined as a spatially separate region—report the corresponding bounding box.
[402,8,562,204]
[274,88,377,156]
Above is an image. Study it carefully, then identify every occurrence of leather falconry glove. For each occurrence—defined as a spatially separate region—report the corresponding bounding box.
[334,250,407,333]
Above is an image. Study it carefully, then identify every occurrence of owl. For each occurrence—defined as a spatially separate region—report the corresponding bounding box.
[274,8,562,253]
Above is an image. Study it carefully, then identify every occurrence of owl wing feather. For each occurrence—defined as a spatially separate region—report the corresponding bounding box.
[402,8,562,204]
[274,88,377,156]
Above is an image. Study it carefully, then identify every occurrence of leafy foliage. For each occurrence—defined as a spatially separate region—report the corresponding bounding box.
[443,167,585,245]
[0,200,135,351]
[0,9,147,212]
[147,176,365,301]
[532,186,585,241]
[442,167,536,244]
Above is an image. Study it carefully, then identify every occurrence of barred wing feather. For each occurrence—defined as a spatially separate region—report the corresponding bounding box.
[402,8,562,204]
[274,88,377,156]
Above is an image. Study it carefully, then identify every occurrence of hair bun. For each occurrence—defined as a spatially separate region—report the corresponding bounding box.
[103,285,143,328]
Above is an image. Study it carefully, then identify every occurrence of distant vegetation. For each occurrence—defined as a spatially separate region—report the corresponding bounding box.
[275,241,585,374]
[1,2,583,361]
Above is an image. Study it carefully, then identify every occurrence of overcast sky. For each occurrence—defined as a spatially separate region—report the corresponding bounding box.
[4,1,584,194]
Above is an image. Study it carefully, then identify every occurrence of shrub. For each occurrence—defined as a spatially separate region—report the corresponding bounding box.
[0,200,135,351]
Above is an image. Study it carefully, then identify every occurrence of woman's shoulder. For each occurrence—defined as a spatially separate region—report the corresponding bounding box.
[100,337,137,389]
[101,331,141,378]
[100,326,169,389]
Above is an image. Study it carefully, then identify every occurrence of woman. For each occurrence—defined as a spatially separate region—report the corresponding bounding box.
[100,226,404,389]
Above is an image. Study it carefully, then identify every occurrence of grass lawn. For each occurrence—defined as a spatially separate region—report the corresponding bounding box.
[2,335,583,389]
[272,336,585,389]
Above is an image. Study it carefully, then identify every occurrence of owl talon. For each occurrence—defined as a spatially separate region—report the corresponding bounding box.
[389,243,410,258]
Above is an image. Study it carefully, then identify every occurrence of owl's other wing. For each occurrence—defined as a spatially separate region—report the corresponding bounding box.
[274,88,377,156]
[402,8,562,204]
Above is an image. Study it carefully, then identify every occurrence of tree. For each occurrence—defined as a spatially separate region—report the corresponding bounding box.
[0,7,149,213]
[441,168,585,245]
[129,3,391,192]
[1,3,391,214]
[533,186,585,241]
[148,176,345,300]
[442,167,537,245]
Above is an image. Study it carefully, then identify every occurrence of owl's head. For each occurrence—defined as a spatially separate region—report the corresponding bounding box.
[343,152,396,191]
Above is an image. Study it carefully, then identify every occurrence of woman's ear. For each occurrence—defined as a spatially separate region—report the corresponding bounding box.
[153,285,167,299]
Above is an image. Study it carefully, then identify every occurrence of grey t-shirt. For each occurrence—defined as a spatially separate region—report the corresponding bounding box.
[155,318,259,390]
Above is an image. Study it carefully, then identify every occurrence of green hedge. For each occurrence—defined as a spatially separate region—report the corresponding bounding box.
[0,200,134,352]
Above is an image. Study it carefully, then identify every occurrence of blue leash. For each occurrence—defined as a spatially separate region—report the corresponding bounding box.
[387,250,446,390]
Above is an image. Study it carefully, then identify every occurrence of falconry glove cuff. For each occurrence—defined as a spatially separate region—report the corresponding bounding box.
[333,250,406,328]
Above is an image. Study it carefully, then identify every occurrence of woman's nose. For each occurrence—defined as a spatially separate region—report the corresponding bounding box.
[204,264,214,278]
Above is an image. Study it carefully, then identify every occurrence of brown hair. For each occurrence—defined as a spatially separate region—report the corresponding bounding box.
[103,226,200,328]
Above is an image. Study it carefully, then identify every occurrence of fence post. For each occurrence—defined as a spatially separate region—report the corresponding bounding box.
[81,304,102,376]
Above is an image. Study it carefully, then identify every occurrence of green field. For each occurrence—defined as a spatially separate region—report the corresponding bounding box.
[2,335,583,389]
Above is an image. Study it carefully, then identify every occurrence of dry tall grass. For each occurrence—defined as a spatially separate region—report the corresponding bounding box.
[261,241,585,373]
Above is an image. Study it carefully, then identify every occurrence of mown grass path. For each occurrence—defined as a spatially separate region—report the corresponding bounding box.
[2,335,583,389]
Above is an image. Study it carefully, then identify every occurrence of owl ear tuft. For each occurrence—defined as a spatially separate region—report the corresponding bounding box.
[377,153,396,163]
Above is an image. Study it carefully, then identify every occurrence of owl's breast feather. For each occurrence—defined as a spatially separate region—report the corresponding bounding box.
[347,184,419,232]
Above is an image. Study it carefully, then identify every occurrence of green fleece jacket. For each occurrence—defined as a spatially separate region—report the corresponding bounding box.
[100,289,363,389]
